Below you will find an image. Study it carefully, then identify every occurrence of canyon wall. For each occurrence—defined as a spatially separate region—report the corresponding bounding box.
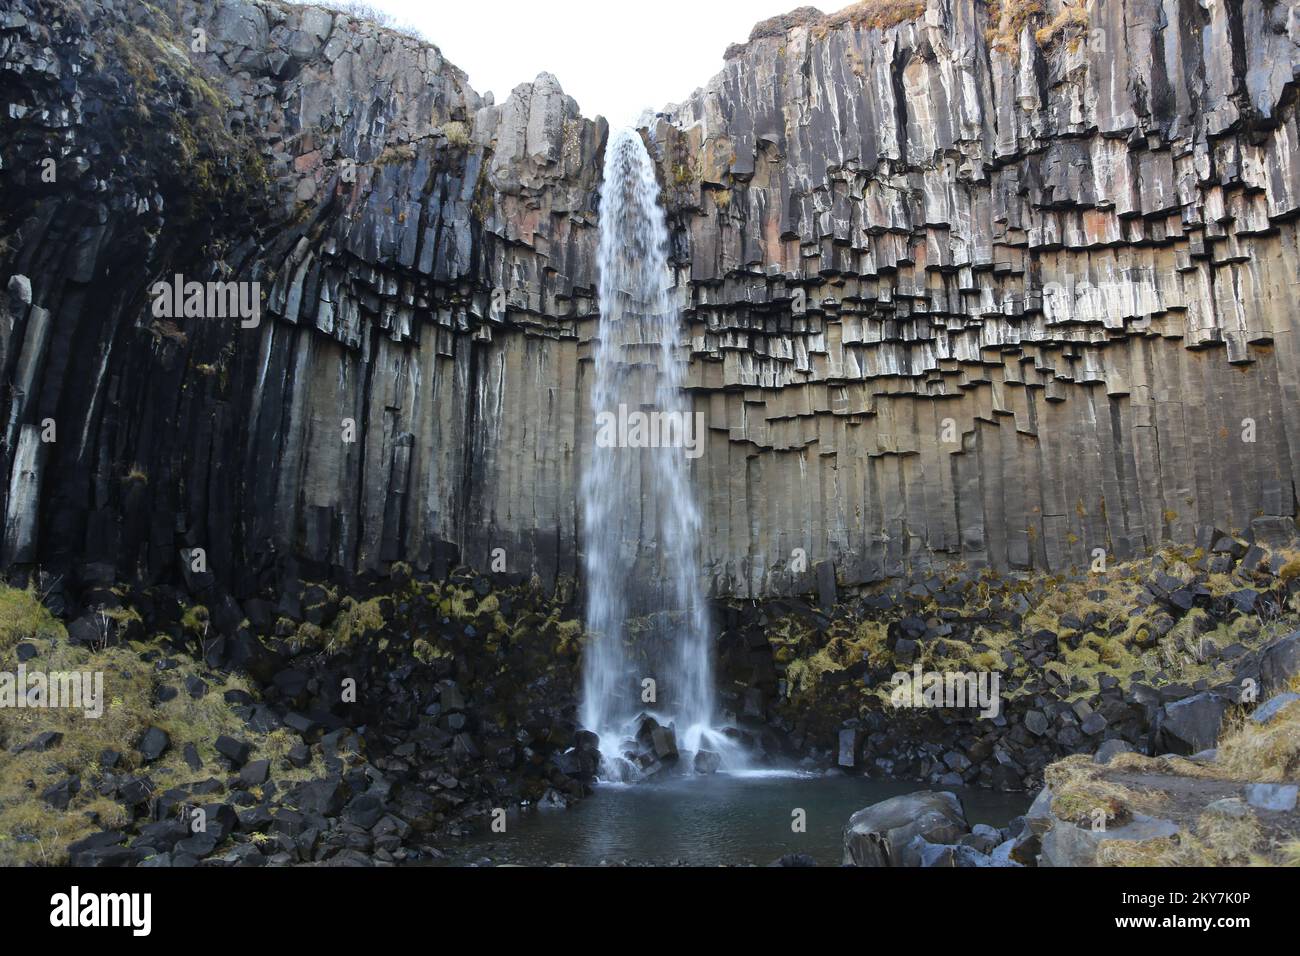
[2,0,1299,607]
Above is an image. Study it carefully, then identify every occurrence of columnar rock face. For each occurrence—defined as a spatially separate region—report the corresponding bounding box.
[2,0,1299,606]
[654,0,1300,597]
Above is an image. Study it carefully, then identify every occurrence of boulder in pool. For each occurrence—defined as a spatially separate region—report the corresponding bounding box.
[843,791,969,867]
[693,750,720,774]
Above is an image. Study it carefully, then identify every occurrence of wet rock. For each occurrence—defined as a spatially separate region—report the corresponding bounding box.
[910,838,1003,868]
[693,749,721,774]
[843,791,969,867]
[650,726,678,762]
[837,728,861,768]
[537,788,568,810]
[960,823,1002,855]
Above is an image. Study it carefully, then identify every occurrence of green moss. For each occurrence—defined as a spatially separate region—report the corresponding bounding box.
[293,622,324,649]
[440,587,476,619]
[180,605,209,636]
[412,638,447,665]
[553,619,584,655]
[785,621,885,697]
[103,606,142,626]
[107,8,272,227]
[0,586,64,654]
[328,596,386,652]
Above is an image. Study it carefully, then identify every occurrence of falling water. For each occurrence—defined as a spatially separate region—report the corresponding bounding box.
[580,129,742,780]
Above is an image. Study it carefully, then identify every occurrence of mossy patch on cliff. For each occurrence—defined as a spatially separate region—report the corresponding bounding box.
[821,0,928,33]
[786,620,887,697]
[982,0,1092,56]
[106,3,273,228]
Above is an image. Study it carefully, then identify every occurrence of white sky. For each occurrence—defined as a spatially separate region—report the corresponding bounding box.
[313,0,808,126]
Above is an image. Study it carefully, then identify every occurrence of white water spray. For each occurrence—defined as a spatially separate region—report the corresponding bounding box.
[580,129,743,780]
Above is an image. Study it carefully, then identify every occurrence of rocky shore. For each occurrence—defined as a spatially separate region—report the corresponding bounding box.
[0,566,601,865]
[732,529,1300,793]
[2,520,1297,865]
[838,645,1300,866]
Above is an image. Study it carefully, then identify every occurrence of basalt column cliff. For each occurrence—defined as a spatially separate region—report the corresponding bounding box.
[2,0,1299,609]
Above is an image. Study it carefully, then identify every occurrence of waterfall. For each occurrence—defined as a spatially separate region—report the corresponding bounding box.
[579,129,741,780]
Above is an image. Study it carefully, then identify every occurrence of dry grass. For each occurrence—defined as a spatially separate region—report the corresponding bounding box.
[1043,674,1300,866]
[1045,754,1165,827]
[0,589,154,864]
[0,585,325,864]
[822,0,928,33]
[440,121,471,148]
[1034,3,1089,47]
[1214,694,1300,783]
[1097,809,1269,866]
[375,142,416,167]
[0,586,64,654]
[985,0,1047,54]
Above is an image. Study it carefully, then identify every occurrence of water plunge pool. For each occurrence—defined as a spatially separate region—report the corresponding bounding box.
[435,771,1032,867]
